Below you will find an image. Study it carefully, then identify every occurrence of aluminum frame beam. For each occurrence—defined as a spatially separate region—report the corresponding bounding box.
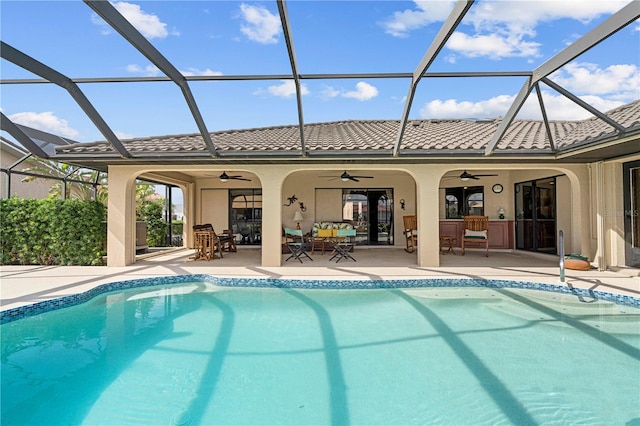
[392,0,474,156]
[484,1,640,155]
[533,83,555,152]
[1,71,533,85]
[542,77,626,133]
[1,112,49,159]
[0,41,131,158]
[277,0,307,155]
[85,0,218,157]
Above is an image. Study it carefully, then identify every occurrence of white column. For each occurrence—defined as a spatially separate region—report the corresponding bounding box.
[106,166,138,266]
[254,168,287,267]
[413,167,443,267]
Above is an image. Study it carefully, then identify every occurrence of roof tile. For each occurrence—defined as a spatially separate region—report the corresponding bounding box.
[55,99,640,157]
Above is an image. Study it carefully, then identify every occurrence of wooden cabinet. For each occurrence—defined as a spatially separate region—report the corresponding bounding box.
[439,220,514,249]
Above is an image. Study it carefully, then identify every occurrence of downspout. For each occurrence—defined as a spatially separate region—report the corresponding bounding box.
[595,162,606,271]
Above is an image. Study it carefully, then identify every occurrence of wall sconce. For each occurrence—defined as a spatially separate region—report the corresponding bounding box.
[400,199,406,210]
[299,202,307,212]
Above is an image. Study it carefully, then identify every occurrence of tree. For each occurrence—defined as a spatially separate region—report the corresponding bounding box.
[21,158,107,202]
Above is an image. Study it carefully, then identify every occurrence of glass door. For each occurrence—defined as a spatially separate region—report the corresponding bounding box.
[229,190,262,245]
[515,177,557,253]
[623,161,640,267]
[342,189,394,245]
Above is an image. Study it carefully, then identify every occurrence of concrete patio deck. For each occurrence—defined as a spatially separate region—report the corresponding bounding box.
[1,247,639,311]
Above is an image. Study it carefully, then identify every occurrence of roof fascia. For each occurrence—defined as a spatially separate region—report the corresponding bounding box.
[393,0,474,157]
[555,130,640,160]
[277,0,307,156]
[0,42,131,159]
[84,0,218,158]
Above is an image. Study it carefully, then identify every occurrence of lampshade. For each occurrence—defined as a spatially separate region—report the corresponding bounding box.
[293,211,304,222]
[497,207,505,215]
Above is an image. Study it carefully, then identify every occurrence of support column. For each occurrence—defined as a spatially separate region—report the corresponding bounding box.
[107,166,137,266]
[255,168,287,267]
[414,168,443,267]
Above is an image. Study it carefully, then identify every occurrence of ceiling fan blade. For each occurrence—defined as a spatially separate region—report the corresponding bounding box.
[349,177,359,182]
[352,175,373,179]
[474,174,499,177]
[231,177,251,181]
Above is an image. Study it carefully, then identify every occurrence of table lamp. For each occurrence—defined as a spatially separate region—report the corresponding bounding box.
[293,211,304,229]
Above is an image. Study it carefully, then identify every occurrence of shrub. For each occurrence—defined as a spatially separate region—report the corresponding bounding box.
[0,197,106,265]
[138,199,167,247]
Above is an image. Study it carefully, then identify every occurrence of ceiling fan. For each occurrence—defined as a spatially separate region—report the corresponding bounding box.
[458,170,498,181]
[219,171,251,182]
[321,171,374,182]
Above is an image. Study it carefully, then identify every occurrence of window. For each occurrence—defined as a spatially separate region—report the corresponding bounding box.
[445,186,484,218]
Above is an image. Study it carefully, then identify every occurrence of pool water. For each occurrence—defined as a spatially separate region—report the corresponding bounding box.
[2,282,639,425]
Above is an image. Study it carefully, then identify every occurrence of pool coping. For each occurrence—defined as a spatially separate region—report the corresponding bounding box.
[2,274,639,324]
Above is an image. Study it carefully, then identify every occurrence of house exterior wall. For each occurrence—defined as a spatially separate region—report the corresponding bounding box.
[1,145,53,200]
[106,162,593,268]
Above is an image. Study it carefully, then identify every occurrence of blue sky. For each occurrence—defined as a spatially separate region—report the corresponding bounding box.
[1,0,639,143]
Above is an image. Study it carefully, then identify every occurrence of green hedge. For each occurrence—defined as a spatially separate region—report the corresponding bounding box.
[0,197,106,265]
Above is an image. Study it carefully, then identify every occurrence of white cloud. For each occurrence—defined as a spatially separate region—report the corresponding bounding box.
[92,2,175,39]
[447,32,541,59]
[115,130,135,140]
[467,1,628,30]
[112,2,172,39]
[256,80,309,98]
[382,0,628,60]
[8,111,80,138]
[550,62,640,100]
[342,82,379,101]
[418,90,625,121]
[126,63,161,77]
[239,3,281,44]
[380,1,456,37]
[180,68,223,77]
[321,85,341,99]
[419,95,515,119]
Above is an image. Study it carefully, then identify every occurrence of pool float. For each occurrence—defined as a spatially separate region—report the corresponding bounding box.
[565,254,591,270]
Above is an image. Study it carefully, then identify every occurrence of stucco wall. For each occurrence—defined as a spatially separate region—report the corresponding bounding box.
[1,146,53,200]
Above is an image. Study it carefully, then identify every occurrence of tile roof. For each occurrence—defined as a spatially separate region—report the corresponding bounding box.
[55,99,640,158]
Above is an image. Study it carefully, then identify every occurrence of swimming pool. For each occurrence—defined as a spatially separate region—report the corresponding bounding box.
[2,276,639,425]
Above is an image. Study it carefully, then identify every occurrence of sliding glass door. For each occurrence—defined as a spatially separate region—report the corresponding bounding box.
[515,177,557,253]
[229,190,262,245]
[624,161,640,267]
[342,189,394,245]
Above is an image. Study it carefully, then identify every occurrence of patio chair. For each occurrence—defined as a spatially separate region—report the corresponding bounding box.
[311,228,334,254]
[220,229,237,252]
[193,224,223,260]
[329,229,357,262]
[403,215,418,253]
[461,215,489,257]
[284,228,313,263]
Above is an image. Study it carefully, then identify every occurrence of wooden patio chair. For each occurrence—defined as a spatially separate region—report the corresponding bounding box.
[193,224,223,260]
[403,215,418,253]
[461,215,489,257]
